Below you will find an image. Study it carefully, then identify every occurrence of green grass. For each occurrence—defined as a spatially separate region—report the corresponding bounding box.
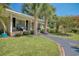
[63,33,79,41]
[51,32,79,41]
[0,35,60,56]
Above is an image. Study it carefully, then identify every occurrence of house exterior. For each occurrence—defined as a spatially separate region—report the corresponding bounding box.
[0,8,36,36]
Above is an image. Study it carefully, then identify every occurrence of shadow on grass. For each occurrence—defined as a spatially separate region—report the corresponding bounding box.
[50,32,72,37]
[61,33,72,36]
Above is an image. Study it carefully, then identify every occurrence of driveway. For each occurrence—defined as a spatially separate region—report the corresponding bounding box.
[43,33,79,56]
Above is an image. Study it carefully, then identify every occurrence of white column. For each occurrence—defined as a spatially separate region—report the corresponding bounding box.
[10,14,13,36]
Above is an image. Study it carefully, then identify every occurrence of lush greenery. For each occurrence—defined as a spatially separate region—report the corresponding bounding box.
[0,3,79,36]
[49,16,75,33]
[62,33,79,41]
[49,32,79,41]
[0,35,60,56]
[22,3,55,35]
[0,4,10,33]
[48,15,79,40]
[22,4,79,40]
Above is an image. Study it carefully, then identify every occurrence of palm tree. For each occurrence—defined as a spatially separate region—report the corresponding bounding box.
[22,3,43,35]
[52,15,61,33]
[0,4,10,34]
[41,4,55,33]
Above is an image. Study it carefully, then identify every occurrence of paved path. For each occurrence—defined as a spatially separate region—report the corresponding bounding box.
[43,33,79,56]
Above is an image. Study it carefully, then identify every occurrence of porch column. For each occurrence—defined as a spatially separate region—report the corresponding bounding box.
[10,14,13,36]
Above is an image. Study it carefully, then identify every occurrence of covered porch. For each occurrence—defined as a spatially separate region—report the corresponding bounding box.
[5,9,34,36]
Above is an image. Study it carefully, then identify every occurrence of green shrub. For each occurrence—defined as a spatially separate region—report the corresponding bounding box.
[30,30,34,34]
[23,31,30,35]
[40,29,44,33]
[48,28,54,33]
[72,29,79,33]
[15,32,23,37]
[0,29,3,34]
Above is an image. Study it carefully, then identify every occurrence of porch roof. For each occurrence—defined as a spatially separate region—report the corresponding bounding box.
[5,8,34,21]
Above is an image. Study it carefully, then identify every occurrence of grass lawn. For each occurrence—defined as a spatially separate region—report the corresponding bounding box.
[51,32,79,41]
[63,33,79,41]
[0,35,60,56]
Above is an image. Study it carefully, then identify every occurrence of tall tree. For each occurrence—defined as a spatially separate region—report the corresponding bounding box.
[40,4,55,33]
[22,3,43,35]
[0,3,10,33]
[52,15,60,33]
[53,15,74,33]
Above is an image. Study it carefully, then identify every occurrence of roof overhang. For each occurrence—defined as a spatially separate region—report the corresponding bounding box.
[4,8,34,21]
[3,8,44,23]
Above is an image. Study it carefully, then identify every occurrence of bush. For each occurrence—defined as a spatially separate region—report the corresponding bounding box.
[48,28,54,33]
[72,29,79,33]
[15,34,22,37]
[30,30,34,34]
[23,31,30,35]
[40,28,55,33]
[40,29,44,33]
[0,29,3,34]
[14,32,23,37]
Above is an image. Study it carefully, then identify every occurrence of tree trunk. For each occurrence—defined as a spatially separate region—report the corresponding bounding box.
[33,17,38,35]
[55,23,59,33]
[44,18,48,34]
[0,19,6,33]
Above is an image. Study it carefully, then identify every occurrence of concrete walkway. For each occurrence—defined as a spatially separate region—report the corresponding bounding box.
[43,33,79,56]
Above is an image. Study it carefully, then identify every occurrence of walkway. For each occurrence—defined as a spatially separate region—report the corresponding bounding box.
[43,33,79,56]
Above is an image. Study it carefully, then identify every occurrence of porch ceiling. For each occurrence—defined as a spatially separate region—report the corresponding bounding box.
[5,8,34,21]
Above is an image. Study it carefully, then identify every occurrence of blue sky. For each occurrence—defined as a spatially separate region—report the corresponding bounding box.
[10,3,22,12]
[10,3,79,16]
[52,3,79,16]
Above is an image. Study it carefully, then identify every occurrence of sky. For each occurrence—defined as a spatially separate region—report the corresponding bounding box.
[10,3,22,12]
[52,3,79,16]
[10,3,79,16]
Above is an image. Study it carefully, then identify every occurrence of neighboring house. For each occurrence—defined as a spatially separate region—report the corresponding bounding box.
[0,8,35,36]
